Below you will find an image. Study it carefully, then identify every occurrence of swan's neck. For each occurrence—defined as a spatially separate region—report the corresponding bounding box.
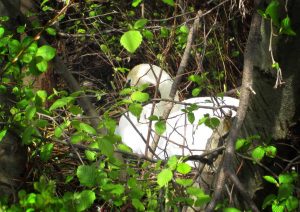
[155,81,180,116]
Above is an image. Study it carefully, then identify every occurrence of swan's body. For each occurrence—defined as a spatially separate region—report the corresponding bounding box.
[117,64,239,163]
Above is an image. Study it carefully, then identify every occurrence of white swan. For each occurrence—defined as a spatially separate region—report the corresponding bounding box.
[117,64,239,164]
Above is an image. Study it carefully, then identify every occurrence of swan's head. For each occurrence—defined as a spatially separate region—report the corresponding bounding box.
[127,64,178,100]
[127,64,180,117]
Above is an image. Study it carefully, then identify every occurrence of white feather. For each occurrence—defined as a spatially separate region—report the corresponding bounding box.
[117,64,239,165]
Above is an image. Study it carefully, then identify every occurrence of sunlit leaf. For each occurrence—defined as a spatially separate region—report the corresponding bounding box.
[40,143,53,161]
[77,165,99,187]
[134,18,148,29]
[36,45,56,61]
[120,30,142,53]
[131,0,142,7]
[162,0,174,6]
[155,120,166,135]
[175,178,193,187]
[251,146,265,162]
[131,91,149,102]
[265,0,280,26]
[132,198,145,211]
[129,103,143,118]
[157,169,173,187]
[177,162,192,174]
[263,175,278,185]
[79,122,96,135]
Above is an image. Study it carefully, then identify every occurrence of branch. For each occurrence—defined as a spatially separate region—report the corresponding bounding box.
[150,10,202,155]
[206,1,262,211]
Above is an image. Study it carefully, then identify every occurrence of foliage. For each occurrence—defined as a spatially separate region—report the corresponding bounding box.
[0,0,299,211]
[262,172,299,211]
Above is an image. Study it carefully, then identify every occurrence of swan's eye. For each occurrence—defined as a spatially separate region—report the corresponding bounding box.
[125,79,131,88]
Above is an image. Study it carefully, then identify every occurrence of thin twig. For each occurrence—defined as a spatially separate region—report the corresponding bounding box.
[206,0,262,210]
[150,10,202,155]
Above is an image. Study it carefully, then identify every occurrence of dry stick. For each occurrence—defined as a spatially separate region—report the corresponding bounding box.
[145,65,164,158]
[205,1,262,211]
[150,10,202,155]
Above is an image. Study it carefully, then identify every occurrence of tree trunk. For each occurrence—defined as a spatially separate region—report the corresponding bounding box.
[238,0,300,206]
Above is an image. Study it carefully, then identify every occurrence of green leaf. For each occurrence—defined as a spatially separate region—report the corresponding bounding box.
[262,194,276,209]
[49,97,74,111]
[187,112,195,124]
[21,53,33,63]
[71,132,86,144]
[119,87,132,95]
[134,18,148,29]
[272,203,285,212]
[103,117,117,135]
[36,45,56,61]
[120,30,143,53]
[131,91,149,102]
[223,208,241,212]
[148,115,159,121]
[25,105,36,120]
[205,117,220,129]
[186,186,205,198]
[0,129,7,142]
[74,190,96,212]
[129,103,143,118]
[46,27,57,36]
[278,183,294,201]
[251,146,265,162]
[279,173,294,184]
[186,186,211,206]
[79,122,96,135]
[198,115,208,126]
[155,120,166,135]
[179,25,189,34]
[157,169,173,187]
[17,25,26,33]
[286,196,299,211]
[188,74,201,84]
[162,0,174,6]
[117,143,132,153]
[265,0,280,26]
[99,136,114,158]
[22,126,39,144]
[167,156,178,170]
[142,30,154,40]
[192,88,201,97]
[40,143,53,161]
[54,121,69,138]
[100,44,109,54]
[177,163,192,174]
[265,145,277,158]
[235,138,247,151]
[175,178,193,187]
[77,165,99,187]
[280,16,296,36]
[160,27,169,37]
[0,27,5,37]
[102,183,125,196]
[36,59,48,72]
[132,0,142,7]
[132,198,145,211]
[263,175,278,185]
[69,105,83,115]
[8,39,21,54]
[85,142,99,161]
